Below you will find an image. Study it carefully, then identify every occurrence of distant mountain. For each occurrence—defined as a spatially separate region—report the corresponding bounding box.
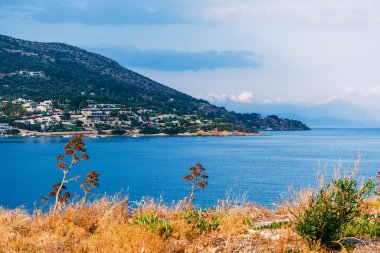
[0,34,309,131]
[219,99,380,128]
[275,113,380,128]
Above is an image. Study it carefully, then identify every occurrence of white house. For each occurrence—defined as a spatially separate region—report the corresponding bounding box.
[0,123,10,134]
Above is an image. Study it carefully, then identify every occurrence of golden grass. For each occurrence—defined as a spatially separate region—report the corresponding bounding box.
[0,195,378,253]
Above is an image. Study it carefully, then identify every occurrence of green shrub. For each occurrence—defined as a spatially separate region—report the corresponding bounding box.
[139,127,160,135]
[293,175,377,249]
[181,208,222,233]
[111,129,126,135]
[162,127,186,135]
[131,213,172,239]
[343,213,380,238]
[5,128,20,135]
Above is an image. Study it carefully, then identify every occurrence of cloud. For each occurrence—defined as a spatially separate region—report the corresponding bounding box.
[200,0,380,25]
[30,0,202,25]
[344,86,380,95]
[3,0,380,113]
[258,97,329,105]
[202,91,254,103]
[273,98,307,105]
[367,86,380,95]
[91,47,261,71]
[343,86,355,94]
[3,0,380,26]
[232,92,254,103]
[205,94,341,106]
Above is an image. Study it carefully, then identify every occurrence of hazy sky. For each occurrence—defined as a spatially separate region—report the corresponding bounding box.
[1,0,380,112]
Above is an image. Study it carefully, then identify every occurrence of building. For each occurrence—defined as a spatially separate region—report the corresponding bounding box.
[82,108,107,119]
[36,100,54,112]
[22,102,37,112]
[12,98,30,105]
[0,123,10,134]
[19,71,45,77]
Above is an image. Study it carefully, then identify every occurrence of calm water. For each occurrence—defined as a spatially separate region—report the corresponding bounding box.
[1,128,380,209]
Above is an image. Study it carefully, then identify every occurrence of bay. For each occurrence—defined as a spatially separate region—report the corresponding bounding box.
[1,128,379,209]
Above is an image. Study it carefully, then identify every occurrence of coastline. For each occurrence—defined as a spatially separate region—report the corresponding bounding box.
[5,129,265,137]
[176,130,263,136]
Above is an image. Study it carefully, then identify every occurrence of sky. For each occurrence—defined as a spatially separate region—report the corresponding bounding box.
[1,0,380,121]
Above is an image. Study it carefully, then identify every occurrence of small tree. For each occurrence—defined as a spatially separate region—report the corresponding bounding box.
[184,163,208,208]
[42,135,99,214]
[81,171,100,205]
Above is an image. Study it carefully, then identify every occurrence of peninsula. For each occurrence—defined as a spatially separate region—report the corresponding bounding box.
[0,35,310,136]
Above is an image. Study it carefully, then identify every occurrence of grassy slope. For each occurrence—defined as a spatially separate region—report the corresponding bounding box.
[0,195,378,253]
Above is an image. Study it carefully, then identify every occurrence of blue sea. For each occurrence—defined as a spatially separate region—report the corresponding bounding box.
[1,128,379,209]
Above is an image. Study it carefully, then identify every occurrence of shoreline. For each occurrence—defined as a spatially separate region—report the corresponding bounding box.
[3,129,265,138]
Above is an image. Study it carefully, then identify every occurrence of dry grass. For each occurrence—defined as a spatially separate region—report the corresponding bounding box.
[0,195,378,253]
[3,137,378,252]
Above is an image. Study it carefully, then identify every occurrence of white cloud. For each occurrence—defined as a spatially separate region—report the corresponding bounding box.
[202,91,254,103]
[343,86,355,94]
[4,0,380,26]
[200,0,380,25]
[230,91,254,103]
[367,86,380,95]
[3,0,380,113]
[261,97,336,105]
[342,85,380,96]
[204,93,229,101]
[274,98,306,105]
[217,96,339,106]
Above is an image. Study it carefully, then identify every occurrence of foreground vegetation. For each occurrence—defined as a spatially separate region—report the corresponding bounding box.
[0,136,379,252]
[0,194,378,252]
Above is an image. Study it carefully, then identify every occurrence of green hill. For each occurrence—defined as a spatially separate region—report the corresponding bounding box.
[0,34,309,131]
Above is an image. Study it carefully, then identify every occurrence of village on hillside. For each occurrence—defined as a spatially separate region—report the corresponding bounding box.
[0,97,243,136]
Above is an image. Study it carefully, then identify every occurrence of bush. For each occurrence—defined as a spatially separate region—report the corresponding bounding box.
[5,129,20,135]
[97,130,106,135]
[111,129,126,135]
[180,208,222,233]
[162,127,185,135]
[131,213,172,239]
[292,174,377,249]
[139,127,160,135]
[343,213,380,238]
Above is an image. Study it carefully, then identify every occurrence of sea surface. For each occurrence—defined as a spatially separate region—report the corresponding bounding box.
[1,128,380,209]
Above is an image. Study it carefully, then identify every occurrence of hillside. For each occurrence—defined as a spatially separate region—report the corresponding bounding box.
[0,34,309,131]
